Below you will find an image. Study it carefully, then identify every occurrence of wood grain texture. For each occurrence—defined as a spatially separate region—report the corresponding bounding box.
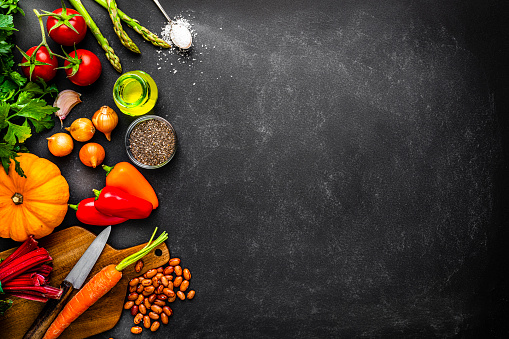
[22,280,74,339]
[0,227,169,339]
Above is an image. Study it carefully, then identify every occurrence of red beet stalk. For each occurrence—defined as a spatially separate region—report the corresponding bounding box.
[0,248,52,284]
[25,264,53,278]
[2,272,47,287]
[0,237,61,303]
[8,293,50,303]
[2,286,62,300]
[0,236,39,268]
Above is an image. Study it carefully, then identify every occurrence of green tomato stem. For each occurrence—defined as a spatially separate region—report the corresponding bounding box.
[38,6,82,36]
[32,9,55,59]
[16,45,53,82]
[55,45,82,77]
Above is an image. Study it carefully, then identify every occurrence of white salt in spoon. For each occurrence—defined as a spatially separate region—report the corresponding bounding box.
[151,0,192,49]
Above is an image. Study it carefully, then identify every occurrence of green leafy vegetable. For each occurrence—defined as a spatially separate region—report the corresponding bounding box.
[0,298,13,315]
[0,82,58,177]
[1,0,59,177]
[0,0,24,16]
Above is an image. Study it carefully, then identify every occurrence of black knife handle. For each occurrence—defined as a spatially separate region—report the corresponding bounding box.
[22,280,74,339]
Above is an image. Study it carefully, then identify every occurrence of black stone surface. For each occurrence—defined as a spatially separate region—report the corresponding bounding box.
[2,0,509,337]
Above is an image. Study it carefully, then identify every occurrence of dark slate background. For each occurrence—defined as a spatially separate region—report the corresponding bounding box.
[2,0,508,337]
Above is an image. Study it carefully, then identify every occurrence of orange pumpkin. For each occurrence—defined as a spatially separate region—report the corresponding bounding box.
[0,153,70,241]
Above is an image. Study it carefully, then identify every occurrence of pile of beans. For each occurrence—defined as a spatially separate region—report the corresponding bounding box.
[123,257,195,334]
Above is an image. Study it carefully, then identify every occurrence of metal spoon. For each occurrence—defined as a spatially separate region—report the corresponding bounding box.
[151,0,192,49]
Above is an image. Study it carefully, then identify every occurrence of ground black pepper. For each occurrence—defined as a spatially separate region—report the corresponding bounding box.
[129,119,176,166]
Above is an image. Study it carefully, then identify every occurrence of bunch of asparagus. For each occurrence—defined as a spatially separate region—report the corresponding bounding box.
[67,0,171,72]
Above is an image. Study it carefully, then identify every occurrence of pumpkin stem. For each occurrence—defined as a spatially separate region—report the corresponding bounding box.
[11,193,23,205]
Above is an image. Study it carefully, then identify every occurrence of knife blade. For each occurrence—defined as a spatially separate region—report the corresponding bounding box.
[22,226,111,339]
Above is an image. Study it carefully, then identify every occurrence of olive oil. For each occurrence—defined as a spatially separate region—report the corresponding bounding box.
[113,71,158,116]
[122,79,143,103]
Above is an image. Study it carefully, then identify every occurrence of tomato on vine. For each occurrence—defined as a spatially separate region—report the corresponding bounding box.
[43,1,87,46]
[17,45,58,82]
[61,48,102,86]
[16,7,62,82]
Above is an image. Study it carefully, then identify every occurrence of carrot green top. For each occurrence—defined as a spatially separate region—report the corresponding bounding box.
[115,228,168,271]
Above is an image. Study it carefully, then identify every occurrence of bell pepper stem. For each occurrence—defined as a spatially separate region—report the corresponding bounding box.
[93,189,102,199]
[102,164,114,176]
[68,204,79,211]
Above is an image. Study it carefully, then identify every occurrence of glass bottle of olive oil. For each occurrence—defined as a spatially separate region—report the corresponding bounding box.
[113,70,158,116]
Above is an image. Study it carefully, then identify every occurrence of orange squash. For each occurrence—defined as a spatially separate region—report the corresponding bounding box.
[0,153,70,241]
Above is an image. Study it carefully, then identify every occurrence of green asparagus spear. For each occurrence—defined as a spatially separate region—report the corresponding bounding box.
[68,0,122,72]
[94,0,171,48]
[106,0,140,53]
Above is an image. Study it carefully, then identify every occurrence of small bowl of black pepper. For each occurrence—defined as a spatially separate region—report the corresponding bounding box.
[125,115,177,169]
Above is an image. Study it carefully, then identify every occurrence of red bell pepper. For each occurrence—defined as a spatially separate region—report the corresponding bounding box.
[93,186,153,219]
[69,197,128,226]
[102,163,159,209]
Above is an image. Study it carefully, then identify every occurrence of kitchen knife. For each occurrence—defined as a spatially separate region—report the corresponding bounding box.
[22,226,111,339]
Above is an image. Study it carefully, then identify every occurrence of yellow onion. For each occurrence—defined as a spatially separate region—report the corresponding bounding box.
[65,118,95,142]
[79,143,105,168]
[92,106,118,141]
[47,133,74,157]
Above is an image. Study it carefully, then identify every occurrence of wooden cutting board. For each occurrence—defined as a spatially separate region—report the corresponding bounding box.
[0,226,170,339]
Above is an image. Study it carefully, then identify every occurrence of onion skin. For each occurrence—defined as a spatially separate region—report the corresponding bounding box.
[65,118,96,142]
[47,133,74,157]
[92,106,118,141]
[79,143,105,168]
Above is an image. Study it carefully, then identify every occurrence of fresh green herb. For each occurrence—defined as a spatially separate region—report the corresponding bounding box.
[0,82,59,177]
[0,0,24,16]
[1,0,25,89]
[0,298,13,315]
[1,0,59,177]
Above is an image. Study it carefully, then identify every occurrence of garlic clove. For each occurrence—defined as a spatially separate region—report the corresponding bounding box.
[53,90,82,127]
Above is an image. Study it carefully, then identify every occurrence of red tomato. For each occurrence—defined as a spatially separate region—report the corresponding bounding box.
[64,49,102,86]
[46,8,87,46]
[20,46,58,82]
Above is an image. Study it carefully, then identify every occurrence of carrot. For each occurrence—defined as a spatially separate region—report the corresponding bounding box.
[42,228,168,339]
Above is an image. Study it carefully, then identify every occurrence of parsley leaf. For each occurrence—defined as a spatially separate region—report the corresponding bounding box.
[4,121,31,144]
[16,97,58,118]
[30,114,55,133]
[0,101,8,128]
[0,142,22,176]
